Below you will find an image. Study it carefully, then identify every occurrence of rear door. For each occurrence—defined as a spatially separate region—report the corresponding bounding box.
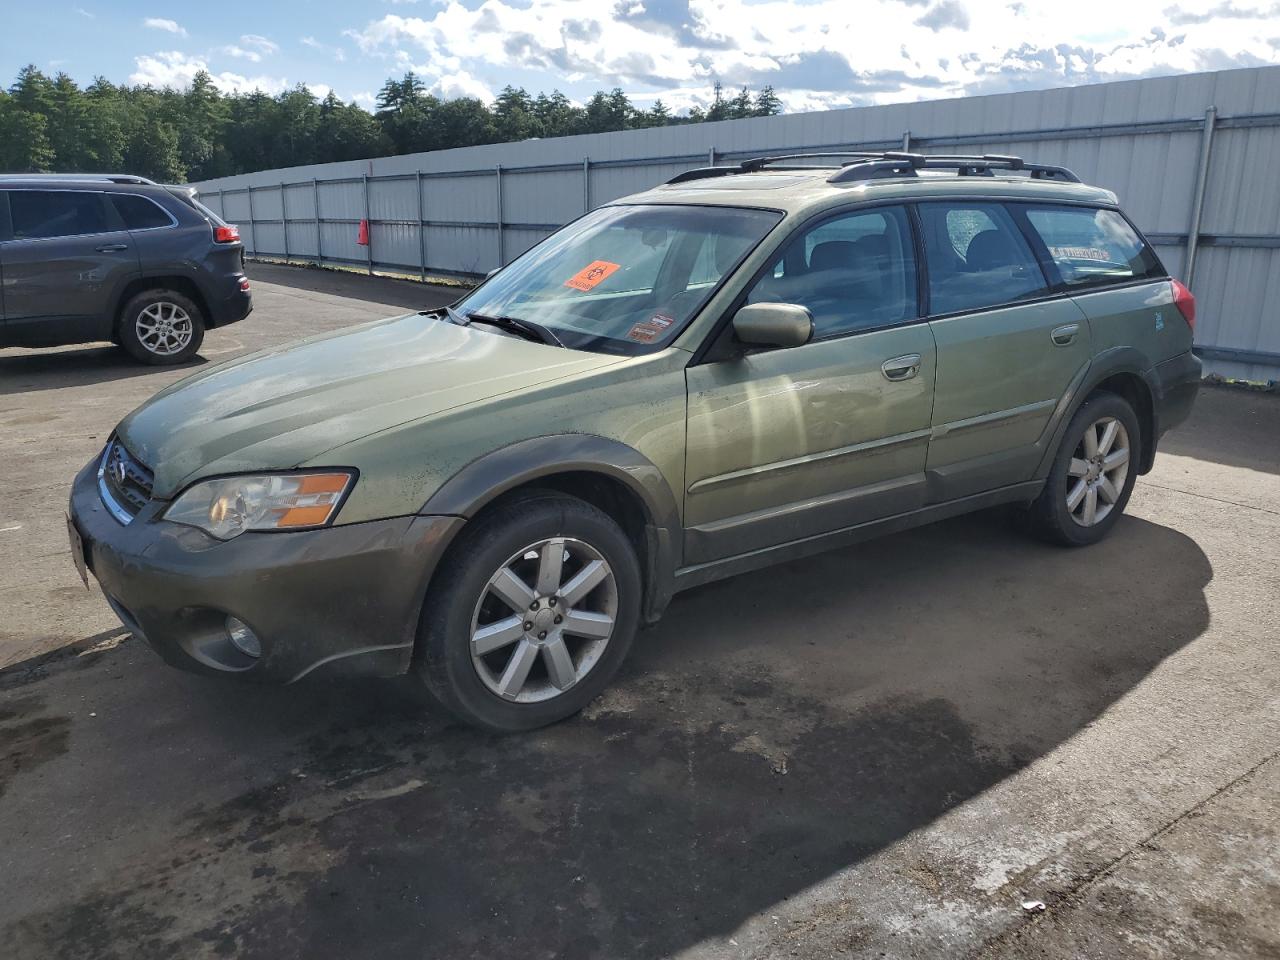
[0,188,140,346]
[919,200,1092,501]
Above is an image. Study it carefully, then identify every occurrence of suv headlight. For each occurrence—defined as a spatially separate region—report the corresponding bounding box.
[164,471,355,540]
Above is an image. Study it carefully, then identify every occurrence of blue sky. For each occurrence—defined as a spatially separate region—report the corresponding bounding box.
[3,0,1278,113]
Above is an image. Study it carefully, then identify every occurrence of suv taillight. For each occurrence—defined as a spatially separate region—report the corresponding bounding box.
[214,225,241,243]
[1170,279,1196,331]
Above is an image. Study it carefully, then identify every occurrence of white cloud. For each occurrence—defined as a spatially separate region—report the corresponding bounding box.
[301,35,347,62]
[340,0,1280,111]
[221,34,280,62]
[74,6,93,18]
[428,70,495,101]
[143,17,187,37]
[129,50,290,94]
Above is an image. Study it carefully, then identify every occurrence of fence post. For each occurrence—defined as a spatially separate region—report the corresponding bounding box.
[583,157,591,212]
[312,178,322,267]
[708,146,717,166]
[1184,105,1217,291]
[495,164,504,268]
[280,183,289,263]
[902,130,912,151]
[362,174,373,276]
[246,185,256,257]
[417,170,427,283]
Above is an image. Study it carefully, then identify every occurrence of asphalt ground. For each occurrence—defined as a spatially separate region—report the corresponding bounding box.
[1,262,1277,959]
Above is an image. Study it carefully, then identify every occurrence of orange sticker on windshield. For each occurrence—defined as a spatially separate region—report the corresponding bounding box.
[564,260,621,292]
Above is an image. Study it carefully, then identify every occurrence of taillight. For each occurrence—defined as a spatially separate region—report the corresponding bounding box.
[1170,279,1196,331]
[238,277,250,292]
[214,224,241,243]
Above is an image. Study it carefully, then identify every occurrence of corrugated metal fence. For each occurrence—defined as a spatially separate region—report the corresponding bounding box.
[194,65,1280,381]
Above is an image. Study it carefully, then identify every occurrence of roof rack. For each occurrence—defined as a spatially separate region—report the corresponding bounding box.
[0,173,158,185]
[666,152,1080,186]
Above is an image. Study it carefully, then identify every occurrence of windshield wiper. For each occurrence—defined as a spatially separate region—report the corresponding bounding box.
[463,312,565,348]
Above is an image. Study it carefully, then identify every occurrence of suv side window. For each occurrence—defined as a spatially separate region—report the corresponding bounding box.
[9,190,110,240]
[1023,205,1164,289]
[746,205,918,337]
[111,194,175,231]
[918,201,1047,315]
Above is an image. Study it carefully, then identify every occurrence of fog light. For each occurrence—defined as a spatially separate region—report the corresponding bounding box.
[225,616,261,659]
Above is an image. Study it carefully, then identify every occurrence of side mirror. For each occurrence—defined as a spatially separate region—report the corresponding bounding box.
[732,302,814,349]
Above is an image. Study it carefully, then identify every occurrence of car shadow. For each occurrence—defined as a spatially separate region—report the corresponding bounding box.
[1157,382,1280,476]
[0,512,1211,959]
[0,345,208,396]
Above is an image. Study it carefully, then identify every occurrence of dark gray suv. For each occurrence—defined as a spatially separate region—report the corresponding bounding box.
[0,174,251,364]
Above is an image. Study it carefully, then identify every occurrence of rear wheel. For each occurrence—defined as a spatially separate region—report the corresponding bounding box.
[118,289,205,365]
[415,490,641,732]
[1023,391,1140,546]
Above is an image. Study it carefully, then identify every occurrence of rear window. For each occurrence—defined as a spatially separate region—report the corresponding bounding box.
[1023,206,1164,288]
[168,189,227,226]
[9,190,109,240]
[111,194,174,230]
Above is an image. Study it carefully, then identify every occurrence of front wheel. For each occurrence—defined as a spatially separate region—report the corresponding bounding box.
[415,491,642,732]
[1022,391,1141,546]
[118,289,206,365]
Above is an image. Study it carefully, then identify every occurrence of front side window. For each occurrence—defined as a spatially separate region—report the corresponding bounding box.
[746,205,918,337]
[1024,205,1164,288]
[112,194,174,231]
[9,190,109,240]
[456,203,782,354]
[918,202,1047,315]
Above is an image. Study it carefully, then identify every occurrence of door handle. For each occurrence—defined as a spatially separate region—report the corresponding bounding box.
[1051,323,1080,346]
[96,243,129,253]
[881,354,922,382]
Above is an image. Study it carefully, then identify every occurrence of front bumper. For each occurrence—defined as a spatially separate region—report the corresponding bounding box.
[68,458,463,682]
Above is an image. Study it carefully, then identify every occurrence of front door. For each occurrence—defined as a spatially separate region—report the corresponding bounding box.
[0,188,139,346]
[684,204,936,566]
[917,200,1092,501]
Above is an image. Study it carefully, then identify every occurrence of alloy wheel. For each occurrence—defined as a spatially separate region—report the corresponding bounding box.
[1066,416,1130,527]
[470,537,618,703]
[136,302,194,356]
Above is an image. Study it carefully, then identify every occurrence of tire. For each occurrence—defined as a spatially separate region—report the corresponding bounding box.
[415,490,642,733]
[1022,390,1141,547]
[118,289,206,365]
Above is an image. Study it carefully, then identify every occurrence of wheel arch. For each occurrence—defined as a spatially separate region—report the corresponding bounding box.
[113,276,211,341]
[1035,347,1159,479]
[421,435,682,623]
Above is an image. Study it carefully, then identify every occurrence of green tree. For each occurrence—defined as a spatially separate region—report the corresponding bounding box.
[0,93,55,171]
[753,85,783,117]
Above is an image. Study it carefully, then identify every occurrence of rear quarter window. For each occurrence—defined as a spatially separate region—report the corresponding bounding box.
[1024,206,1164,288]
[111,194,175,230]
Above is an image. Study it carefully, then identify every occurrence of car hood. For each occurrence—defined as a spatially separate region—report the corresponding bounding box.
[116,312,624,498]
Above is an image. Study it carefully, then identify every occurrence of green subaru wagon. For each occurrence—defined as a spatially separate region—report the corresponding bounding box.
[68,152,1200,731]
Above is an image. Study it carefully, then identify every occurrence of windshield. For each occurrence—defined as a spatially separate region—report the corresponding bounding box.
[454,203,782,354]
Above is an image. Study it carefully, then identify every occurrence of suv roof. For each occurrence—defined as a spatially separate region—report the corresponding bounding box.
[0,173,158,187]
[630,151,1118,216]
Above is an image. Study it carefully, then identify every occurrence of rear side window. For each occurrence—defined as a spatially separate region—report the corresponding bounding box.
[9,190,109,240]
[918,202,1048,315]
[1024,206,1164,288]
[746,205,918,337]
[112,194,174,230]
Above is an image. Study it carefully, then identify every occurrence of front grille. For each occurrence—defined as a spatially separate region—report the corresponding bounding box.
[98,439,154,523]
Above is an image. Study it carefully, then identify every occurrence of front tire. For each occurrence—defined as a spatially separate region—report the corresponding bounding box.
[415,491,642,733]
[118,289,206,365]
[1023,390,1141,546]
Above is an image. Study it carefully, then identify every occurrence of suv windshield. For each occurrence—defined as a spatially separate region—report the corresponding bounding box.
[454,203,782,354]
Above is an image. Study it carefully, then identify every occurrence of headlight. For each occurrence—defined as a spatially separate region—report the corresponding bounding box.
[164,471,355,540]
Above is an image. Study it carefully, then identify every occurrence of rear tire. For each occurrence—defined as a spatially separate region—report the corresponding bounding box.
[414,490,642,733]
[1022,390,1141,547]
[118,289,205,365]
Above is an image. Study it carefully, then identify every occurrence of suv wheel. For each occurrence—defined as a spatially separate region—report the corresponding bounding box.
[415,490,642,732]
[1023,390,1141,546]
[118,289,206,365]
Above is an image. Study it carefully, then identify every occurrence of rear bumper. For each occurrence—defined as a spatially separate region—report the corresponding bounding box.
[1153,350,1201,437]
[206,281,252,328]
[68,458,463,683]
